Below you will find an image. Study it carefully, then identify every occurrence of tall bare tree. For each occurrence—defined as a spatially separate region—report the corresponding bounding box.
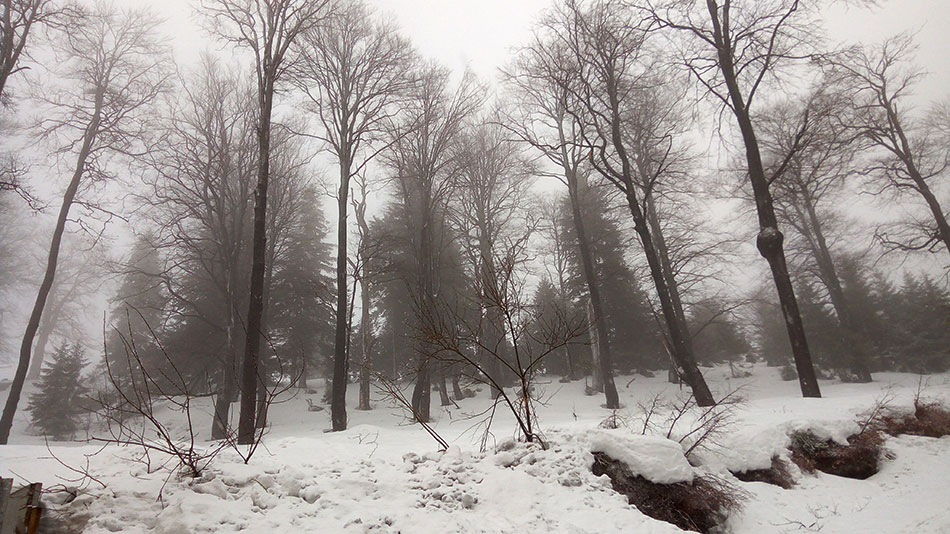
[542,0,715,405]
[0,4,169,444]
[450,119,535,399]
[201,0,330,443]
[295,0,417,430]
[145,56,256,439]
[504,34,621,408]
[758,84,873,382]
[648,0,829,398]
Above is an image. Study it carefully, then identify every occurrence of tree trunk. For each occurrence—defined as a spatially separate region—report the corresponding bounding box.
[437,369,451,406]
[237,73,277,443]
[564,178,618,406]
[595,68,714,407]
[410,205,434,422]
[558,124,619,408]
[705,0,820,398]
[588,298,604,393]
[213,264,240,440]
[452,372,464,400]
[410,360,430,422]
[0,90,101,444]
[330,156,352,431]
[26,311,55,380]
[357,271,372,410]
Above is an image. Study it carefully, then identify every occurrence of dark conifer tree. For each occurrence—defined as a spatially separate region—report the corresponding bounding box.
[28,342,89,440]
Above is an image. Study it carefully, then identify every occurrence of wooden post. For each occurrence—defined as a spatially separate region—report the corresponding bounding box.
[0,479,42,534]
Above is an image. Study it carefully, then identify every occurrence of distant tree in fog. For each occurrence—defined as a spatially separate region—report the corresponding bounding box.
[27,341,89,440]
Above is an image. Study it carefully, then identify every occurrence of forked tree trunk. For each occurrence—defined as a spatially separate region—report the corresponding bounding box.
[594,74,715,407]
[791,183,870,382]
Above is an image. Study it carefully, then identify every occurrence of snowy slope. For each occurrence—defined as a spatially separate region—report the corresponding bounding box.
[2,365,949,533]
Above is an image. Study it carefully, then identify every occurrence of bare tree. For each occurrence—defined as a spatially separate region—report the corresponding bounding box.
[0,0,66,104]
[826,34,950,261]
[294,0,417,431]
[26,233,104,379]
[145,56,256,439]
[647,0,829,398]
[351,173,379,411]
[504,34,621,408]
[758,84,873,381]
[450,119,535,399]
[0,4,170,444]
[540,0,715,405]
[537,196,581,380]
[421,224,583,445]
[200,0,330,444]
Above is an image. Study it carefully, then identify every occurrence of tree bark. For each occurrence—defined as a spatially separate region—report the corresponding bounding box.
[26,308,56,380]
[704,0,820,398]
[357,270,372,410]
[587,298,603,393]
[237,74,274,444]
[331,155,351,431]
[0,89,101,444]
[451,372,464,400]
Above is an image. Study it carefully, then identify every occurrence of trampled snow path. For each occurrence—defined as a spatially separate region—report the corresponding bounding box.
[2,365,949,533]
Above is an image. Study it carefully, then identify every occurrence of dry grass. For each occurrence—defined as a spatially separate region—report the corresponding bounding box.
[876,401,950,439]
[591,452,746,533]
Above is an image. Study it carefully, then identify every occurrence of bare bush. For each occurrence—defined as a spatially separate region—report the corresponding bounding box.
[91,310,292,482]
[418,232,586,446]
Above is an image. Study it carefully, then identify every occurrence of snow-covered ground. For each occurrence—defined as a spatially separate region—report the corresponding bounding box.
[2,364,949,533]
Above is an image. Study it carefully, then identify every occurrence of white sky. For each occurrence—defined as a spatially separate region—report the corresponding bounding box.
[143,0,950,103]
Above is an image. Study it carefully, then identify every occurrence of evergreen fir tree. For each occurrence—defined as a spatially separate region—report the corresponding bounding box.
[558,185,662,372]
[27,342,89,440]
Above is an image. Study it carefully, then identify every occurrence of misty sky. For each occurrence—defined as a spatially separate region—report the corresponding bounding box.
[143,0,949,104]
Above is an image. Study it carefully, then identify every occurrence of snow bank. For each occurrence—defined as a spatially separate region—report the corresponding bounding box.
[589,431,694,484]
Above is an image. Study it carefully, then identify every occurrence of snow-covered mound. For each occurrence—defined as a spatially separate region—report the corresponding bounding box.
[589,432,694,483]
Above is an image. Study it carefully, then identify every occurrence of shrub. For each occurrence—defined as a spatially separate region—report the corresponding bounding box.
[788,430,887,480]
[731,456,795,489]
[779,363,797,381]
[876,401,950,439]
[591,451,745,533]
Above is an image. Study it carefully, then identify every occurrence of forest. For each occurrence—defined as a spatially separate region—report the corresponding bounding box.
[0,0,948,533]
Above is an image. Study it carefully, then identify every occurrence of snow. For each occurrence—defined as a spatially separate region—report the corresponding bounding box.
[589,432,694,483]
[2,364,950,533]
